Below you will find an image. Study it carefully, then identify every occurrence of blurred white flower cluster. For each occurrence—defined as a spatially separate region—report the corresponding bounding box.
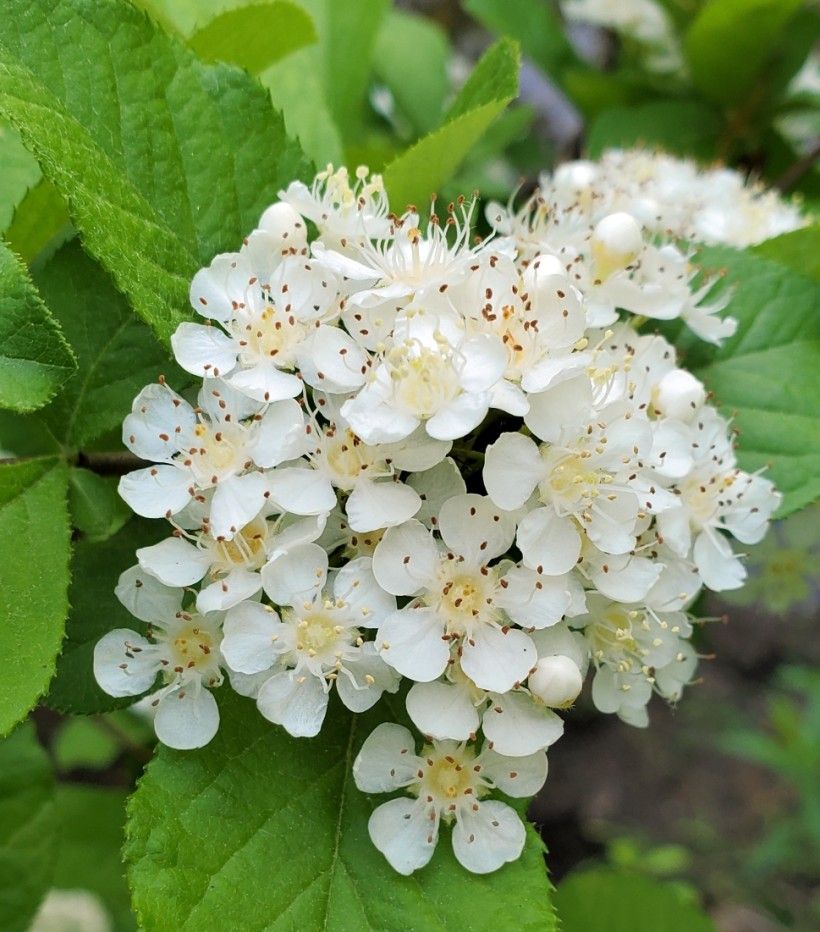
[95,154,795,874]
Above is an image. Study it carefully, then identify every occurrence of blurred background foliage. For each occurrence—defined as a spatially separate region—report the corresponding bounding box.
[0,1,817,930]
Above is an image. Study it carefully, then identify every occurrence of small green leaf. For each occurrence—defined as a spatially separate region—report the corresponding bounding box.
[188,2,317,74]
[555,869,714,932]
[0,458,70,735]
[47,516,164,715]
[4,179,72,266]
[586,101,723,160]
[383,38,520,209]
[53,718,121,771]
[68,468,130,542]
[373,10,450,135]
[31,242,181,449]
[692,246,820,517]
[126,692,557,930]
[0,122,40,234]
[464,0,577,79]
[0,723,58,932]
[684,0,803,106]
[53,785,135,931]
[0,242,76,413]
[754,225,820,283]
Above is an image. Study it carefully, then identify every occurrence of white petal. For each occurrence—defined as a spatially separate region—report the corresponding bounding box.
[383,430,451,472]
[588,553,663,603]
[406,681,479,741]
[368,797,439,876]
[336,646,400,712]
[693,530,746,591]
[438,493,516,565]
[333,556,396,628]
[451,801,525,874]
[189,253,244,322]
[209,473,269,540]
[227,668,270,699]
[372,520,438,596]
[266,467,337,516]
[481,690,564,756]
[530,622,590,676]
[122,383,196,462]
[479,748,548,796]
[136,536,211,587]
[171,322,238,379]
[118,465,192,519]
[346,479,421,533]
[377,606,449,682]
[585,492,640,555]
[483,433,543,511]
[93,629,158,697]
[262,542,328,606]
[657,506,692,557]
[297,325,368,393]
[517,508,581,575]
[115,564,184,622]
[353,722,420,791]
[196,568,263,613]
[461,625,536,694]
[256,669,329,737]
[250,399,309,467]
[524,375,593,443]
[407,458,467,527]
[154,683,220,749]
[221,600,284,674]
[496,566,575,629]
[425,392,489,441]
[458,334,507,391]
[224,363,302,404]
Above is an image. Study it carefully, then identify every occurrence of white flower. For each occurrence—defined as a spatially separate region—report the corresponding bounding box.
[93,566,225,749]
[373,494,585,692]
[353,722,547,874]
[221,544,399,736]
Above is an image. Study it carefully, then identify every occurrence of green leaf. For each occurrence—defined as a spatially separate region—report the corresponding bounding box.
[126,692,556,930]
[53,785,135,931]
[0,241,76,412]
[188,2,317,74]
[383,38,520,210]
[373,10,450,135]
[0,0,311,344]
[0,458,70,735]
[684,0,803,106]
[692,246,820,517]
[586,101,723,160]
[31,242,181,449]
[554,869,714,932]
[754,225,820,283]
[464,0,577,79]
[0,122,40,233]
[0,723,58,932]
[4,179,72,266]
[47,516,164,715]
[68,468,130,542]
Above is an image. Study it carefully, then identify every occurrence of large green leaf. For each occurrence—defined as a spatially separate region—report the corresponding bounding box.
[383,38,520,210]
[0,458,70,735]
[692,247,820,517]
[684,0,803,106]
[0,0,310,344]
[754,225,820,283]
[188,1,317,74]
[68,468,131,543]
[126,692,556,930]
[29,242,180,449]
[0,241,76,412]
[554,869,714,932]
[586,101,723,161]
[4,179,72,266]
[0,723,58,932]
[464,0,577,80]
[53,785,135,931]
[47,516,164,715]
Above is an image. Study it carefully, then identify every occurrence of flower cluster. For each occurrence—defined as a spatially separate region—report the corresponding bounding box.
[96,155,791,874]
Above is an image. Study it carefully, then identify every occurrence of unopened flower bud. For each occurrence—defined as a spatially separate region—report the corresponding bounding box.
[528,655,583,708]
[591,212,644,280]
[258,201,307,248]
[654,369,706,421]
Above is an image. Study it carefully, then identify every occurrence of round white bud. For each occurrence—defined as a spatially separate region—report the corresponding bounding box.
[528,655,583,708]
[654,369,707,421]
[258,201,307,248]
[591,212,644,279]
[553,160,598,195]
